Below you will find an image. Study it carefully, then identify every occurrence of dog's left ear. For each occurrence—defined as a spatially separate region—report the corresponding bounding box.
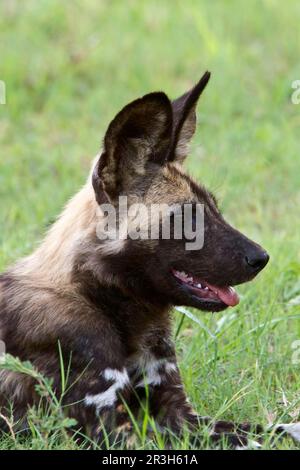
[169,71,211,163]
[93,92,173,203]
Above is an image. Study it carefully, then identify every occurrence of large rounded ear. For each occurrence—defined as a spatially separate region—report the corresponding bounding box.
[169,71,211,163]
[93,92,173,203]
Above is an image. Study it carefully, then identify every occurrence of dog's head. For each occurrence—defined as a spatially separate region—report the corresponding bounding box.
[92,72,269,312]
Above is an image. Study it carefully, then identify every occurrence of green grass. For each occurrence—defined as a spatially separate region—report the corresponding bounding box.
[1,0,300,450]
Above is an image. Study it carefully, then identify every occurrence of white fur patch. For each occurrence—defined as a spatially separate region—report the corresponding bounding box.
[136,357,177,388]
[236,439,262,450]
[275,422,300,442]
[165,361,177,374]
[84,368,129,413]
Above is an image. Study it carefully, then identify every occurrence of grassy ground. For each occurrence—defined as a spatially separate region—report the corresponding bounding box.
[1,0,300,450]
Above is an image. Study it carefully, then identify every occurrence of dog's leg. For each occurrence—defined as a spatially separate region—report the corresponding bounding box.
[68,350,300,449]
[130,338,265,448]
[61,361,134,445]
[134,350,300,449]
[131,341,205,437]
[139,369,263,448]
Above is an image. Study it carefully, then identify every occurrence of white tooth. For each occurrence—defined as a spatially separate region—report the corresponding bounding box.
[204,286,209,290]
[197,283,202,288]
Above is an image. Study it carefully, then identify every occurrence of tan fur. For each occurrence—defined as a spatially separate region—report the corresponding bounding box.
[12,183,97,287]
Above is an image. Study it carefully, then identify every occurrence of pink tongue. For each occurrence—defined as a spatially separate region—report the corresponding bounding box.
[206,283,239,307]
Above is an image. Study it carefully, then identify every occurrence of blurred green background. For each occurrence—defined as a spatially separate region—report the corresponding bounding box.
[1,0,300,449]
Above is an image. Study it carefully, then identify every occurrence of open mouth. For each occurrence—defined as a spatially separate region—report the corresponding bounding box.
[172,269,239,307]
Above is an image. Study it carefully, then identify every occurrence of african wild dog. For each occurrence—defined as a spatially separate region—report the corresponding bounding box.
[0,72,299,448]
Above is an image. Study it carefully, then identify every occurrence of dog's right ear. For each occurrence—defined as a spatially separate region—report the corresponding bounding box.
[169,71,211,163]
[92,93,173,203]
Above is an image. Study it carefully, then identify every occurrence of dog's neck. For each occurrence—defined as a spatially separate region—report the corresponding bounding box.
[12,175,171,314]
[13,181,99,287]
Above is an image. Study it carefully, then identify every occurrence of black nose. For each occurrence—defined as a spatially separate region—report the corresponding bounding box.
[245,250,269,272]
